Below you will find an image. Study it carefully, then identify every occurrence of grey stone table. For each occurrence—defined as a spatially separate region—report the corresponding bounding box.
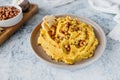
[0,0,120,80]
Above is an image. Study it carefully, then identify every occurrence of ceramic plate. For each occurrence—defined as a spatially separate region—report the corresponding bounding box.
[30,15,106,69]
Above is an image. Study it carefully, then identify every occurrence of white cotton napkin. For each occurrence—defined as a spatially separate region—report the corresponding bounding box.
[88,0,120,14]
[108,24,120,41]
[44,0,74,7]
[88,0,120,41]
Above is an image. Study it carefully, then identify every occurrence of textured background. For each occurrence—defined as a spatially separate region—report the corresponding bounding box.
[0,0,120,80]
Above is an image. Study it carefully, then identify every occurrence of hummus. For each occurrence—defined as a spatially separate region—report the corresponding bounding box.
[38,15,99,64]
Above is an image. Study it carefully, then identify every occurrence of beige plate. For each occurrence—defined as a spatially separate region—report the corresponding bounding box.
[30,15,106,69]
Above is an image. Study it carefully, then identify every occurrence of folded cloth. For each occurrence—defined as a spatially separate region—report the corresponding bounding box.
[114,15,120,24]
[44,0,74,7]
[108,24,120,42]
[88,0,120,41]
[88,0,120,14]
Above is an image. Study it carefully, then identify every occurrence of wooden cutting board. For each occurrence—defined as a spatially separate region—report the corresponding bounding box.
[0,3,38,45]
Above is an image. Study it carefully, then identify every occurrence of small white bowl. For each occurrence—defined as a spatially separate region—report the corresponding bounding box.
[0,5,23,27]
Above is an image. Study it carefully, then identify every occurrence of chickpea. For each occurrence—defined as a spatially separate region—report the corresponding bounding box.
[79,40,86,47]
[64,45,70,51]
[0,6,20,20]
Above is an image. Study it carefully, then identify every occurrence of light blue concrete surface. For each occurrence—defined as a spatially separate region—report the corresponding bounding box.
[0,0,120,80]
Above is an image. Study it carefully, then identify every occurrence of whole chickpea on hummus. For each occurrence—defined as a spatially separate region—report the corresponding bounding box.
[38,15,99,64]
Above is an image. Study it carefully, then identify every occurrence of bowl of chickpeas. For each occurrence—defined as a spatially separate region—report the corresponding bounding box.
[0,5,23,27]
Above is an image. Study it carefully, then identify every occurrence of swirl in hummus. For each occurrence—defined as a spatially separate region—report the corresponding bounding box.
[38,15,99,64]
